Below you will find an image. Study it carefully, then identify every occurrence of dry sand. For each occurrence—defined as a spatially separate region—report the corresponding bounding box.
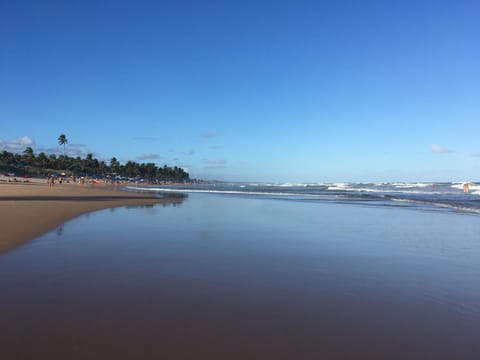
[0,178,179,254]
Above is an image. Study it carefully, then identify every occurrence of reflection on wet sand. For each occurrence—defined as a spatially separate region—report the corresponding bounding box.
[1,194,479,359]
[0,180,187,253]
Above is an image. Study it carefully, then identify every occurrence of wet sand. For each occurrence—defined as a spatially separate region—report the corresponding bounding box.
[0,179,180,254]
[1,192,479,359]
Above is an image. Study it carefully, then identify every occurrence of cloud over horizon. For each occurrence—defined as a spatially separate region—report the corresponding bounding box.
[36,143,91,157]
[204,159,227,169]
[0,136,36,153]
[431,144,452,154]
[136,153,163,161]
[0,137,93,158]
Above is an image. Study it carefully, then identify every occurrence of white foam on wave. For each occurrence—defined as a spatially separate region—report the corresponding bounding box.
[326,183,437,195]
[450,182,480,195]
[324,182,480,196]
[451,183,466,190]
[127,184,480,214]
[326,183,350,191]
[391,198,480,214]
[278,183,296,187]
[392,182,431,188]
[467,183,480,195]
[249,182,317,187]
[126,186,314,198]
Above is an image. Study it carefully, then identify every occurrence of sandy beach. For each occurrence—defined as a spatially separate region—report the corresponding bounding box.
[0,178,180,254]
[1,185,479,359]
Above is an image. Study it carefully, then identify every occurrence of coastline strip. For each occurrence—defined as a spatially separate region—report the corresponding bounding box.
[0,180,182,254]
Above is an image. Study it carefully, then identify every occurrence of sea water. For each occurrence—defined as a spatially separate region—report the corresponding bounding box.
[1,191,479,359]
[130,181,480,214]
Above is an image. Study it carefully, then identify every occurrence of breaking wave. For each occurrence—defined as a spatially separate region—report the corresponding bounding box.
[125,182,480,214]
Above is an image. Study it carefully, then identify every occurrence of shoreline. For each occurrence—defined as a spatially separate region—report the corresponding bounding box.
[0,179,183,254]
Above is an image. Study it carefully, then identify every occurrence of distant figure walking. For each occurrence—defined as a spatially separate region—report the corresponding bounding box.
[463,183,469,193]
[48,176,54,188]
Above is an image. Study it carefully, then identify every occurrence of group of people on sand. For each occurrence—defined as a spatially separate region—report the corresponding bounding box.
[46,174,93,187]
[47,175,61,187]
[47,176,53,187]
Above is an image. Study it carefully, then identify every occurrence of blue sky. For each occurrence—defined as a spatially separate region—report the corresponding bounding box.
[1,0,479,182]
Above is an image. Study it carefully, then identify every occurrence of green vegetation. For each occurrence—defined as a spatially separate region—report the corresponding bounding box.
[57,134,68,155]
[0,149,189,182]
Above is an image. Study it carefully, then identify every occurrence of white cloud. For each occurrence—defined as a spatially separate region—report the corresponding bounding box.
[0,136,36,153]
[66,146,90,157]
[204,159,227,169]
[200,132,218,139]
[132,136,160,141]
[66,144,89,156]
[431,144,452,154]
[69,143,87,148]
[136,153,162,161]
[37,144,90,157]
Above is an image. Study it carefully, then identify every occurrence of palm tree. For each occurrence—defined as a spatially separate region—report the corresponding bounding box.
[58,134,68,156]
[37,152,48,170]
[22,147,35,166]
[110,157,120,173]
[23,146,34,158]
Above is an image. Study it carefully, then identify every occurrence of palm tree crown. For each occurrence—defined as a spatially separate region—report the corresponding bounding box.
[58,134,68,155]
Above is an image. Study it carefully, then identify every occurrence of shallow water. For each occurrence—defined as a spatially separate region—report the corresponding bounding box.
[130,181,480,213]
[1,194,479,359]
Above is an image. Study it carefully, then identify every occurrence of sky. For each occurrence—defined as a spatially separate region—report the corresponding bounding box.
[1,0,479,183]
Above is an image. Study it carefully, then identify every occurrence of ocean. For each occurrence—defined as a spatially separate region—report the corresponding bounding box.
[129,181,480,214]
[1,183,479,359]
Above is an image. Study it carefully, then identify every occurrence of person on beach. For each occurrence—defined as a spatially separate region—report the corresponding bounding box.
[463,183,469,193]
[47,176,54,188]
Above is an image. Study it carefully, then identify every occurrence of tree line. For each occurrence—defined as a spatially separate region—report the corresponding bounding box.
[0,148,189,182]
